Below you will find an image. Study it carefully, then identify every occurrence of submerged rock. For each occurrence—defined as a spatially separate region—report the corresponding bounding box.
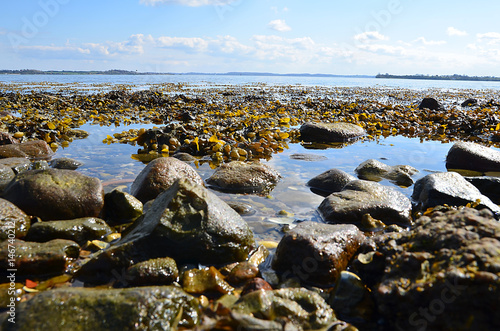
[307,168,356,196]
[0,140,54,159]
[2,169,104,221]
[49,157,83,170]
[0,198,30,240]
[272,221,365,285]
[300,122,365,143]
[446,141,500,173]
[355,158,418,187]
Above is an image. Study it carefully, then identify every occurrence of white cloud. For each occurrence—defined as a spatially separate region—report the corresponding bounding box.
[268,19,291,32]
[157,36,209,51]
[353,31,388,42]
[477,32,500,45]
[140,0,236,6]
[413,37,446,46]
[447,27,468,36]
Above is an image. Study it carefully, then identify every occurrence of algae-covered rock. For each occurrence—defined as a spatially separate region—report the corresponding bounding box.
[124,257,178,286]
[104,189,143,225]
[300,122,365,143]
[0,198,30,240]
[2,169,104,220]
[182,266,234,294]
[0,140,54,159]
[1,286,200,330]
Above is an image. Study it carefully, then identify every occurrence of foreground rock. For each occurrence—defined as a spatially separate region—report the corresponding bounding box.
[465,176,500,204]
[319,180,412,227]
[354,208,500,331]
[355,158,418,187]
[130,157,203,203]
[300,122,365,143]
[2,169,104,220]
[412,172,500,215]
[272,221,365,285]
[446,141,500,173]
[0,140,54,159]
[1,286,199,330]
[206,161,281,195]
[307,168,356,196]
[0,198,30,240]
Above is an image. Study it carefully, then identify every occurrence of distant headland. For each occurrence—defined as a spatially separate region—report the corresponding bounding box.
[376,73,500,82]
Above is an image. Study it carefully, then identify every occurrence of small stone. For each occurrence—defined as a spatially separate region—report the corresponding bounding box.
[240,277,273,296]
[300,122,365,143]
[0,198,31,240]
[124,257,179,286]
[49,157,84,170]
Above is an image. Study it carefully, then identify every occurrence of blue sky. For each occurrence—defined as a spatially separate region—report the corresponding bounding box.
[1,0,500,75]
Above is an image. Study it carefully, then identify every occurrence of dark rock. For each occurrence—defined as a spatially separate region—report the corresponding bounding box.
[49,157,83,170]
[0,140,54,159]
[226,201,256,216]
[272,221,365,285]
[240,277,273,296]
[355,158,418,187]
[412,172,500,215]
[356,208,500,331]
[227,261,259,284]
[0,132,18,145]
[461,98,478,107]
[0,157,31,174]
[172,152,197,162]
[1,286,200,330]
[0,198,30,240]
[289,153,328,161]
[130,157,203,203]
[465,176,500,204]
[319,180,412,227]
[418,97,444,111]
[300,122,365,143]
[0,239,79,276]
[446,141,500,173]
[124,257,178,286]
[206,161,281,195]
[25,217,113,245]
[307,168,356,196]
[2,169,104,221]
[104,189,143,225]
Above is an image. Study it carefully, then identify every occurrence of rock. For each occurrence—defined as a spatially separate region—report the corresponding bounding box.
[355,159,418,187]
[446,141,500,173]
[172,152,197,162]
[0,165,15,191]
[465,176,500,204]
[307,168,356,196]
[0,239,79,276]
[226,201,256,216]
[104,189,143,225]
[240,277,273,296]
[0,140,54,159]
[2,169,104,221]
[124,257,178,286]
[461,98,478,107]
[289,153,328,161]
[1,286,200,330]
[355,208,500,331]
[412,172,500,215]
[319,180,412,227]
[232,288,339,330]
[0,132,18,145]
[272,221,365,285]
[418,97,444,111]
[0,198,30,240]
[130,157,203,203]
[182,266,234,295]
[49,157,83,170]
[300,122,365,143]
[25,217,113,246]
[206,161,281,195]
[31,160,49,170]
[227,261,259,284]
[0,157,31,174]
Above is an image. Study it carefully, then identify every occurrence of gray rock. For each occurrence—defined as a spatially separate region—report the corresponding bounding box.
[1,286,200,330]
[300,122,365,143]
[49,157,84,170]
[2,169,104,221]
[418,97,444,111]
[130,157,203,203]
[124,257,179,286]
[0,140,54,159]
[0,157,31,174]
[0,198,30,240]
[446,141,500,173]
[307,168,356,196]
[25,217,113,245]
[319,180,412,227]
[465,176,500,204]
[272,221,365,285]
[461,98,478,107]
[104,189,143,225]
[206,161,281,195]
[355,158,418,187]
[412,172,500,215]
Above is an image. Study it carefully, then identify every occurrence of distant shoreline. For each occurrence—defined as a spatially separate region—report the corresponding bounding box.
[376,73,500,82]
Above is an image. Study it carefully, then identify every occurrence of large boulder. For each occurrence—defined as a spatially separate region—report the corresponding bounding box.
[418,97,444,111]
[0,198,30,240]
[300,122,365,143]
[446,141,500,173]
[1,286,200,330]
[206,161,281,195]
[272,221,365,285]
[465,176,500,204]
[0,140,54,159]
[130,157,203,203]
[319,180,412,227]
[412,171,500,215]
[355,158,418,187]
[307,168,356,196]
[2,169,104,220]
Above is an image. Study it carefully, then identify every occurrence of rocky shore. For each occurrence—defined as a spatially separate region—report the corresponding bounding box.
[1,84,500,330]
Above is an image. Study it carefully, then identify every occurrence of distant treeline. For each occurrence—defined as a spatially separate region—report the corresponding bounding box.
[376,73,500,82]
[0,69,170,75]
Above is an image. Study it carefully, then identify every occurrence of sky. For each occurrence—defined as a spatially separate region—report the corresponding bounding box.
[1,0,500,75]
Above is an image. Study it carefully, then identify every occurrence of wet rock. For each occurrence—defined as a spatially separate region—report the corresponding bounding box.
[300,122,365,143]
[0,239,79,276]
[356,208,500,331]
[173,152,197,162]
[319,180,412,227]
[226,201,256,216]
[272,221,365,285]
[0,157,31,174]
[446,141,500,173]
[1,286,200,330]
[227,261,259,284]
[0,198,30,240]
[0,140,54,159]
[355,159,418,187]
[0,165,14,191]
[412,171,500,215]
[0,132,18,145]
[49,157,83,170]
[307,168,356,196]
[130,157,203,203]
[182,266,234,294]
[289,153,328,161]
[104,189,143,225]
[2,169,104,221]
[124,257,178,286]
[465,176,500,204]
[240,277,273,296]
[25,217,113,246]
[31,159,49,170]
[461,98,478,107]
[206,161,281,195]
[418,97,444,111]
